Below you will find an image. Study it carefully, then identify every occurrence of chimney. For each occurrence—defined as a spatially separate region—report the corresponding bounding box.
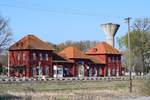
[101,23,120,47]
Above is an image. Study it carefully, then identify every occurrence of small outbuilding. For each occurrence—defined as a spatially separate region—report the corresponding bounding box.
[59,46,104,77]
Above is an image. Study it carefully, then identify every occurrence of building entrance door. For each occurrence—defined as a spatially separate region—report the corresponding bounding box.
[53,65,63,78]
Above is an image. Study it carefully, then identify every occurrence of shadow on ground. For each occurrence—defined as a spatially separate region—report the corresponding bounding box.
[0,94,22,100]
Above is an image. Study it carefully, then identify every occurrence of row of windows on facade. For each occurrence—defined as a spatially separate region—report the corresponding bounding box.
[108,56,121,63]
[17,53,49,61]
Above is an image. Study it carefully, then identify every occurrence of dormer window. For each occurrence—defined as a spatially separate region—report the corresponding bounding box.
[93,48,98,52]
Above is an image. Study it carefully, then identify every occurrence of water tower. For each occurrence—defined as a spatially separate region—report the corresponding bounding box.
[101,23,120,47]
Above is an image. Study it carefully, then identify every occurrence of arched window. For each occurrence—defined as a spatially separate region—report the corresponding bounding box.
[89,67,92,77]
[37,65,42,76]
[106,67,111,77]
[98,67,102,76]
[112,68,116,76]
[78,65,84,77]
[32,66,36,77]
[45,65,49,77]
[93,67,97,77]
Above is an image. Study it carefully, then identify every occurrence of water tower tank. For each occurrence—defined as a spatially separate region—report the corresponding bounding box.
[101,23,120,47]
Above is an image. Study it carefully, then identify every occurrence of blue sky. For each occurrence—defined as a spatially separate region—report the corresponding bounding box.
[0,0,149,48]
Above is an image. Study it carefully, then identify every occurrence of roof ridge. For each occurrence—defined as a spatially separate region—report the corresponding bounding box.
[86,42,121,54]
[9,34,54,50]
[59,46,89,59]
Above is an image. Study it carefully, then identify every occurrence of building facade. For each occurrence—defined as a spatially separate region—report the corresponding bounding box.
[8,35,122,78]
[59,46,103,77]
[9,35,53,77]
[86,42,122,77]
[52,52,74,77]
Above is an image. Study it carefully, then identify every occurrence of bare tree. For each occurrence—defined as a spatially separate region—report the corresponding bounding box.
[0,16,12,50]
[133,18,150,32]
[53,40,100,52]
[118,18,150,74]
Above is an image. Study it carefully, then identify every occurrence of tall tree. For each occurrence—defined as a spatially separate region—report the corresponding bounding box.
[118,18,150,74]
[52,40,100,52]
[0,16,12,50]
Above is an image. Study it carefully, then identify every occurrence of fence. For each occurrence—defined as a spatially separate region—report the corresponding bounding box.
[0,75,149,84]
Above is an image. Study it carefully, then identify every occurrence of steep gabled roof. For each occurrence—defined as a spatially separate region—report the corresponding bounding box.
[9,34,54,51]
[86,42,121,55]
[59,46,89,59]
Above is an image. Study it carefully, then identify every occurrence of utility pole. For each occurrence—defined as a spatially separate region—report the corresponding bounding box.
[124,17,132,93]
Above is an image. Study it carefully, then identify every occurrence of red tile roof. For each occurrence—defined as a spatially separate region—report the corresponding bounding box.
[9,34,54,51]
[59,46,89,59]
[52,52,74,63]
[59,47,105,64]
[86,42,121,55]
[87,55,105,64]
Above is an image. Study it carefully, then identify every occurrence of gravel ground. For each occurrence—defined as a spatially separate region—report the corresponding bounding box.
[0,92,150,100]
[126,96,150,100]
[0,80,149,100]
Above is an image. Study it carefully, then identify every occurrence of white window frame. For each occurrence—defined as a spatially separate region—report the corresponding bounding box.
[46,53,48,61]
[23,52,26,61]
[18,52,20,61]
[39,53,43,61]
[33,53,36,60]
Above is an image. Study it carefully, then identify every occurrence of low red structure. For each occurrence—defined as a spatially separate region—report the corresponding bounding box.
[9,35,54,77]
[86,42,122,77]
[52,52,74,77]
[59,46,103,77]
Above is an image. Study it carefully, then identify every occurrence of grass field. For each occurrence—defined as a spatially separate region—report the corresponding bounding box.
[0,80,149,100]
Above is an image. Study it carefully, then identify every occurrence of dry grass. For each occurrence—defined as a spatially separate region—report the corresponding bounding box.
[0,80,149,100]
[138,79,150,96]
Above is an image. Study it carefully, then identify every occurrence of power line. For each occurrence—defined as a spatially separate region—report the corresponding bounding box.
[0,3,126,19]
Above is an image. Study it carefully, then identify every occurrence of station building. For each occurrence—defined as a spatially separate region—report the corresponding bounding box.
[8,34,122,78]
